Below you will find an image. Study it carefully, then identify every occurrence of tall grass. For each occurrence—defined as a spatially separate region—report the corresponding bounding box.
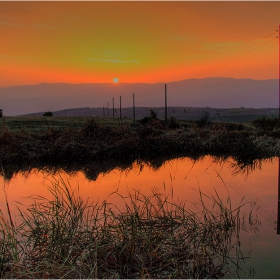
[252,115,279,131]
[0,118,279,162]
[0,178,259,279]
[1,118,280,181]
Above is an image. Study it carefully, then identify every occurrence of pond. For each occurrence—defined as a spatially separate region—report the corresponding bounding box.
[1,155,279,278]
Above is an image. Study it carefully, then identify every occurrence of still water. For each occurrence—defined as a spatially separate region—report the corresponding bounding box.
[1,155,279,278]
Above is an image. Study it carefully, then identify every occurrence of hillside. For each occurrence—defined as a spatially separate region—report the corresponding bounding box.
[0,77,277,116]
[22,106,278,123]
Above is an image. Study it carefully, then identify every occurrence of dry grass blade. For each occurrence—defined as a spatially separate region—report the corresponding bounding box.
[0,178,260,279]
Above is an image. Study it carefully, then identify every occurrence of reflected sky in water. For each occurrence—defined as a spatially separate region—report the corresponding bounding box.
[0,155,279,278]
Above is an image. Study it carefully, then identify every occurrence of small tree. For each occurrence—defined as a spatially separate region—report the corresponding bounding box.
[43,111,53,117]
[197,112,211,128]
[149,109,158,120]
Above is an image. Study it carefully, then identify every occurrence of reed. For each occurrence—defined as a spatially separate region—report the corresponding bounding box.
[0,178,258,279]
[0,118,280,168]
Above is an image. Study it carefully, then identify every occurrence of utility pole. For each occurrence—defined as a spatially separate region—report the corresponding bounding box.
[133,93,136,125]
[278,25,280,120]
[165,83,168,124]
[107,102,109,117]
[278,25,280,235]
[112,97,115,118]
[120,95,122,119]
[103,106,105,117]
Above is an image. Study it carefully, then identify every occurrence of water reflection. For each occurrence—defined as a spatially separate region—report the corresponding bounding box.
[0,155,279,278]
[1,154,275,182]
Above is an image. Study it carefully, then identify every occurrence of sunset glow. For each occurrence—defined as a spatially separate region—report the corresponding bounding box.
[0,1,279,87]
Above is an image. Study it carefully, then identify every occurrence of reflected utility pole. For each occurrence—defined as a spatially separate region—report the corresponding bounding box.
[133,93,136,125]
[165,83,167,125]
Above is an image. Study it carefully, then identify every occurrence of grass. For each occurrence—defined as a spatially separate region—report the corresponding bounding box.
[0,178,259,279]
[0,116,132,132]
[0,117,280,179]
[252,115,280,131]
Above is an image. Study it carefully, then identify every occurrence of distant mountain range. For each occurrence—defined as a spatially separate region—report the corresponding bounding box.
[0,77,278,116]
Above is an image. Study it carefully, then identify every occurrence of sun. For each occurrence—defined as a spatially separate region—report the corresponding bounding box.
[113,77,119,83]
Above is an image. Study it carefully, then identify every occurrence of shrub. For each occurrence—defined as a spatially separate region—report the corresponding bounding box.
[252,116,279,131]
[169,116,180,129]
[197,112,212,128]
[139,110,159,125]
[43,111,53,117]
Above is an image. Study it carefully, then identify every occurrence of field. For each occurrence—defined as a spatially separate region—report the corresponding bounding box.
[0,116,130,132]
[21,106,279,123]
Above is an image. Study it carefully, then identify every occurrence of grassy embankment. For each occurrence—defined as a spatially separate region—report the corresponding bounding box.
[0,115,280,170]
[0,178,259,278]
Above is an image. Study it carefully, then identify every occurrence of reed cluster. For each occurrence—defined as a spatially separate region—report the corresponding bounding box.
[0,118,280,167]
[0,179,258,279]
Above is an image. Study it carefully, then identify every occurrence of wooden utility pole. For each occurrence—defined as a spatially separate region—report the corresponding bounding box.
[278,25,280,235]
[120,95,122,119]
[112,97,115,118]
[165,83,168,124]
[278,25,280,120]
[133,93,136,125]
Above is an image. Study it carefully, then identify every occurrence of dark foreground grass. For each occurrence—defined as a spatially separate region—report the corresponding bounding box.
[0,179,258,279]
[0,118,280,170]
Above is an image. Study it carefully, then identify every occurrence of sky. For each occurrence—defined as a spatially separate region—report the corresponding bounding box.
[0,1,279,87]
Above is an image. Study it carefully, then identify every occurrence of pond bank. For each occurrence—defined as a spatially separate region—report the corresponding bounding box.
[0,119,280,169]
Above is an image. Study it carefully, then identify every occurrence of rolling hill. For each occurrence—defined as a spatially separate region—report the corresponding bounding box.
[0,77,277,116]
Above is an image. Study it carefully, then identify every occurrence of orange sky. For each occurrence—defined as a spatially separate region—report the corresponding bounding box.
[0,1,279,87]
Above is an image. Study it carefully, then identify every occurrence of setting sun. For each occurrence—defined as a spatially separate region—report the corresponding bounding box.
[0,1,279,87]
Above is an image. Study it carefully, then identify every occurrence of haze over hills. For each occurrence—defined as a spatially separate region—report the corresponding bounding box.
[0,77,277,116]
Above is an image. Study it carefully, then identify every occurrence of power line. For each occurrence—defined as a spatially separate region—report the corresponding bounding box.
[106,30,278,107]
[169,30,278,90]
[194,37,276,79]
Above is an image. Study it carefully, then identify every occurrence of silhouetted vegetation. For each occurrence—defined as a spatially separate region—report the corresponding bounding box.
[43,111,53,117]
[0,118,280,171]
[0,179,258,279]
[196,111,212,128]
[139,109,160,125]
[252,115,279,131]
[168,116,180,129]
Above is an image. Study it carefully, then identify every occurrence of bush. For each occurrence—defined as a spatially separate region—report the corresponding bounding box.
[43,111,53,117]
[169,116,180,129]
[197,112,212,128]
[139,110,159,125]
[252,116,279,131]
